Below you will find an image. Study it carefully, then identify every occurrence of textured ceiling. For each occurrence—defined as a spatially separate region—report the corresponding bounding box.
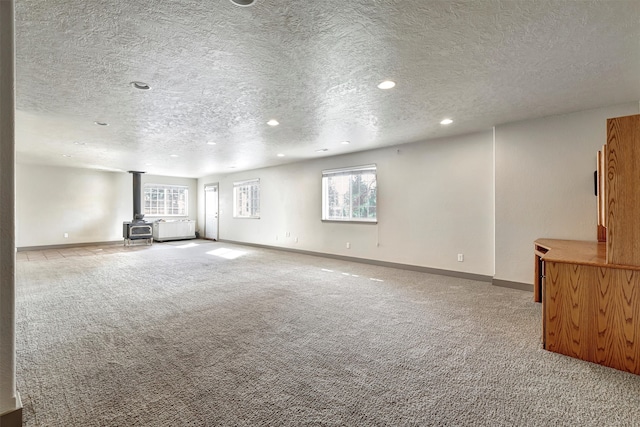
[14,0,640,178]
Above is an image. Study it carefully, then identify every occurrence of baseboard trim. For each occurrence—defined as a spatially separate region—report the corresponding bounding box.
[16,238,530,291]
[17,240,123,252]
[492,278,533,292]
[218,239,493,283]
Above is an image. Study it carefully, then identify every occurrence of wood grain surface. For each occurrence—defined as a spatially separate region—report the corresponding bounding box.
[545,261,640,375]
[535,238,614,268]
[606,114,640,265]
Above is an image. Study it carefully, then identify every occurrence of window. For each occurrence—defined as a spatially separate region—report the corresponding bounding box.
[322,164,377,222]
[233,179,260,218]
[144,184,188,216]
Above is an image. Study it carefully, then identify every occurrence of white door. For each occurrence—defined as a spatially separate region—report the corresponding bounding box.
[204,184,219,240]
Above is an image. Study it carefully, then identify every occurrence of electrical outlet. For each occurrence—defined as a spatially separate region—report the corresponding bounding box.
[346,242,351,249]
[64,233,69,238]
[457,254,464,262]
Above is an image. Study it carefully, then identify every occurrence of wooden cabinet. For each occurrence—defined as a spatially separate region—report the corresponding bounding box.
[544,260,640,374]
[536,239,640,374]
[605,114,640,265]
[536,114,640,375]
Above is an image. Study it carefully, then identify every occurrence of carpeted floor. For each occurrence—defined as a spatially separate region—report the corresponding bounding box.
[15,240,640,426]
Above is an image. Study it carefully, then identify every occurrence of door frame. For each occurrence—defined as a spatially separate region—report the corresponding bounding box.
[204,183,219,241]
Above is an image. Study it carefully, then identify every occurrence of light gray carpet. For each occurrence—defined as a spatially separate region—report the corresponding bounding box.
[15,240,640,426]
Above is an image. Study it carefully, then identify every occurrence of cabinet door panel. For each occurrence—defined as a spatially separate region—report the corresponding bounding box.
[544,262,596,361]
[545,262,640,374]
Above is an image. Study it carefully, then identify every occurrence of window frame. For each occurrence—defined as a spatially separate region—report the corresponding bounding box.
[321,164,377,224]
[233,178,261,219]
[143,184,189,217]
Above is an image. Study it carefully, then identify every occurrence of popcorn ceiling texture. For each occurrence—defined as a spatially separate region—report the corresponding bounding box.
[14,0,640,177]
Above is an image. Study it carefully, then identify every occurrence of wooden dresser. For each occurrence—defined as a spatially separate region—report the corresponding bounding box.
[535,114,640,375]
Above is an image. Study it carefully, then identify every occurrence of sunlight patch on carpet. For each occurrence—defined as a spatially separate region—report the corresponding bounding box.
[206,248,247,259]
[175,242,200,249]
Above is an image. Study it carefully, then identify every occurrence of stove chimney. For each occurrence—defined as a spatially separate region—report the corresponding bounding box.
[129,171,145,221]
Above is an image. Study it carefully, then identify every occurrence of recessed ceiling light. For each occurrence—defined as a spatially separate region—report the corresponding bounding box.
[74,141,86,145]
[94,121,108,126]
[277,153,285,157]
[145,163,152,166]
[440,118,453,125]
[341,140,350,145]
[170,154,179,158]
[316,148,329,152]
[377,80,396,90]
[131,81,151,90]
[207,142,217,145]
[62,154,72,158]
[267,119,279,126]
[229,0,255,6]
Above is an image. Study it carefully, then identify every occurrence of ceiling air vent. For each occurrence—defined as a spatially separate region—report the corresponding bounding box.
[229,0,255,6]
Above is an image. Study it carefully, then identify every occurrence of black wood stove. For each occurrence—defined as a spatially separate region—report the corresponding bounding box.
[123,171,153,246]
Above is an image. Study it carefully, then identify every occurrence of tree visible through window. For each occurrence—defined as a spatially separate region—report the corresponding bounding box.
[322,165,377,222]
[144,184,188,216]
[233,179,260,218]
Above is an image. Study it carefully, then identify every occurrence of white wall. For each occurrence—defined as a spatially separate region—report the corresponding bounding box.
[18,103,640,281]
[16,164,130,247]
[494,102,640,285]
[199,131,495,276]
[15,165,197,247]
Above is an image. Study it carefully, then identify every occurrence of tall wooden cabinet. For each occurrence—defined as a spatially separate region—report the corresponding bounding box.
[605,114,640,265]
[535,114,640,375]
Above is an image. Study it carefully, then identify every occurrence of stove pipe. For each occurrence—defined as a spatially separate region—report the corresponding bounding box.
[129,171,145,221]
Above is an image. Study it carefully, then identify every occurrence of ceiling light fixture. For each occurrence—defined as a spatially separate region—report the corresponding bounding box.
[74,141,86,145]
[131,81,151,90]
[170,154,179,158]
[207,142,217,145]
[267,119,279,126]
[440,118,453,125]
[277,153,285,157]
[62,154,72,157]
[377,80,396,90]
[229,0,256,6]
[316,148,329,152]
[94,121,108,126]
[341,140,350,145]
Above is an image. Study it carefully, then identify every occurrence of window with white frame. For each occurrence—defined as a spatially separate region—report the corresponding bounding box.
[144,184,188,216]
[233,179,260,218]
[322,164,377,222]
